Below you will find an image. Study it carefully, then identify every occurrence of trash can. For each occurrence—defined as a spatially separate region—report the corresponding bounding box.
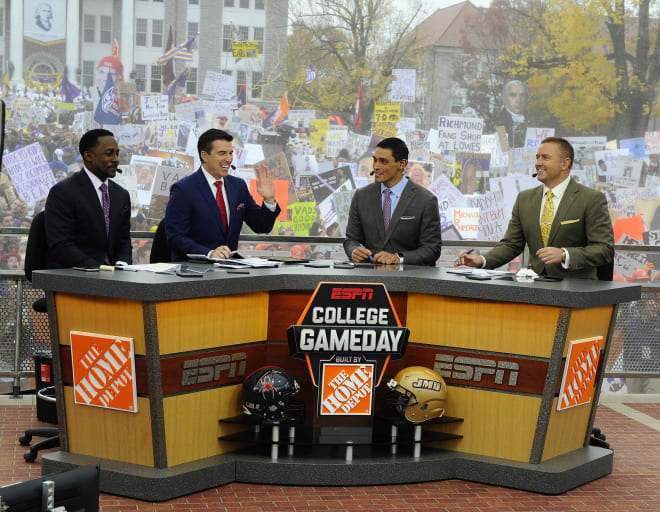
[34,352,57,424]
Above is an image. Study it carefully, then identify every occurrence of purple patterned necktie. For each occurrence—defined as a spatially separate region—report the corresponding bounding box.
[383,188,391,232]
[100,182,110,236]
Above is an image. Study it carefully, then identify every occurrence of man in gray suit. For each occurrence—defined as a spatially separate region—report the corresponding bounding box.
[343,137,442,266]
[457,137,613,279]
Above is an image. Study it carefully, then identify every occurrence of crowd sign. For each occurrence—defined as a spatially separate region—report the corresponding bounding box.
[231,41,259,59]
[287,282,409,416]
[202,71,235,100]
[3,143,56,203]
[436,116,484,152]
[374,102,401,123]
[390,69,416,103]
[450,207,479,239]
[525,127,555,148]
[140,95,169,120]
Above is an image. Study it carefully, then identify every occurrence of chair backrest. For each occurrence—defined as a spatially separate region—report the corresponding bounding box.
[597,262,614,282]
[25,211,47,283]
[149,218,171,263]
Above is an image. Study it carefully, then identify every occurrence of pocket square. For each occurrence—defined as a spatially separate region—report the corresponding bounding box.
[236,203,245,211]
[400,216,416,220]
[560,219,580,225]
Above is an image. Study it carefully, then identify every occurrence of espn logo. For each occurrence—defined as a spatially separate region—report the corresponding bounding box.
[434,354,519,386]
[330,287,374,300]
[181,352,247,386]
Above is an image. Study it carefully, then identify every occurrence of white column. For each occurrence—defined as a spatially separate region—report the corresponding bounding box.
[120,0,135,78]
[9,0,24,83]
[65,0,80,83]
[66,0,82,84]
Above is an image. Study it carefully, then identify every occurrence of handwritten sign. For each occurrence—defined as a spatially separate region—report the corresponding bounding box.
[436,116,483,152]
[231,41,259,59]
[374,102,401,123]
[3,143,56,203]
[391,69,416,103]
[202,71,235,100]
[525,127,555,148]
[140,95,169,120]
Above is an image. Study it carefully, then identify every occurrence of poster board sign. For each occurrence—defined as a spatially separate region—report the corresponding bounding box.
[70,331,138,413]
[3,143,56,203]
[140,95,169,121]
[202,71,235,100]
[232,41,259,59]
[374,102,401,123]
[436,116,483,152]
[391,69,416,103]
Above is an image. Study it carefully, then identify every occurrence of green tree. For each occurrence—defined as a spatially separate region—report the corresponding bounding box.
[495,0,660,138]
[284,0,429,131]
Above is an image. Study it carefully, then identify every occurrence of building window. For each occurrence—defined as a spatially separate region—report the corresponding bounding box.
[236,71,246,97]
[136,19,147,46]
[240,0,250,8]
[100,16,112,44]
[187,22,198,39]
[83,14,95,43]
[223,25,233,52]
[82,60,95,88]
[238,26,249,42]
[186,68,197,94]
[224,0,234,6]
[152,20,163,48]
[253,27,264,54]
[251,71,262,99]
[0,8,4,37]
[135,64,146,92]
[151,65,162,93]
[255,0,265,9]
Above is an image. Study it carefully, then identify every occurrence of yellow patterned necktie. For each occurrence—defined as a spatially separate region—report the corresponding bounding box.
[540,190,555,247]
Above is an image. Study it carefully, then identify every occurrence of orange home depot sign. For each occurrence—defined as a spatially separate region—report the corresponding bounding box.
[557,337,602,411]
[320,363,374,416]
[70,331,138,413]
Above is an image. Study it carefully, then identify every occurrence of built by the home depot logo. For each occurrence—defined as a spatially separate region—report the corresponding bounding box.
[557,337,602,411]
[70,331,137,413]
[287,282,408,416]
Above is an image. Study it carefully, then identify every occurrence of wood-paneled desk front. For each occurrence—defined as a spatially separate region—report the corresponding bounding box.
[33,265,640,500]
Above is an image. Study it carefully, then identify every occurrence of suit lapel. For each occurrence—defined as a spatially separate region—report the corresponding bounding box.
[548,178,578,247]
[384,181,415,245]
[525,185,544,249]
[369,184,386,241]
[223,176,240,239]
[77,171,107,240]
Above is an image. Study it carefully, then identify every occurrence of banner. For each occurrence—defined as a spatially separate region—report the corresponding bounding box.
[231,41,259,59]
[374,102,401,123]
[24,0,66,44]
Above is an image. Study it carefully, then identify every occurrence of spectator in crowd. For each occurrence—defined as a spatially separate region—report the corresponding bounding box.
[49,148,69,176]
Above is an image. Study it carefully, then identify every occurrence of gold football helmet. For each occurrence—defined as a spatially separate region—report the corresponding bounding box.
[387,366,448,423]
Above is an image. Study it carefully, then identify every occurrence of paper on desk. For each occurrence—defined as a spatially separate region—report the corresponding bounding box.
[446,267,514,277]
[123,263,179,272]
[213,257,282,269]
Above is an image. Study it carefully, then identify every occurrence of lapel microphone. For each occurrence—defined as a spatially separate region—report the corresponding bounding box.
[532,172,538,177]
[370,170,376,175]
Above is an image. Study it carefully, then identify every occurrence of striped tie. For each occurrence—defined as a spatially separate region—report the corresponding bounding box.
[383,189,391,232]
[540,190,554,247]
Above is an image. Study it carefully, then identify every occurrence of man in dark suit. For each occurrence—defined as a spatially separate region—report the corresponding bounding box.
[45,129,132,268]
[165,128,280,261]
[457,137,613,279]
[343,137,442,266]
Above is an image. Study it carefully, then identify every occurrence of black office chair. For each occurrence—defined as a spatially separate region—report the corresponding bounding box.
[19,211,60,462]
[597,262,614,282]
[150,219,171,263]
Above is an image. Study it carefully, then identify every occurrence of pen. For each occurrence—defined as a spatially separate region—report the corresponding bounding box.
[454,248,474,264]
[116,266,138,272]
[359,244,374,261]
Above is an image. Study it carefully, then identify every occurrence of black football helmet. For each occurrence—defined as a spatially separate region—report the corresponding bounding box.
[242,366,302,422]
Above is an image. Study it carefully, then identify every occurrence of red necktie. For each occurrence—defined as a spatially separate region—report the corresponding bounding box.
[214,180,228,233]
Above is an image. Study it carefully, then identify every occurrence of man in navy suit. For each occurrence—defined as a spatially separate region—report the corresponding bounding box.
[165,129,280,261]
[45,129,132,268]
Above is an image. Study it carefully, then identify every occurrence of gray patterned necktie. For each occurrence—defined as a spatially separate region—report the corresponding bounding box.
[383,188,391,231]
[100,182,110,236]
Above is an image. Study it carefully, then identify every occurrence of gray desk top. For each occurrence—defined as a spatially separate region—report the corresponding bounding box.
[32,263,641,309]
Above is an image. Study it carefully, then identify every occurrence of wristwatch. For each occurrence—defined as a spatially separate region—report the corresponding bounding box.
[396,252,404,264]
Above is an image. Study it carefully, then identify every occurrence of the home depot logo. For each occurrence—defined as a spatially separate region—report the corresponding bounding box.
[557,337,602,411]
[70,331,137,413]
[320,363,374,415]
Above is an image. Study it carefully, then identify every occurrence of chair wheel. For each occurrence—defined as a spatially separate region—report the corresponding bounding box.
[24,450,37,463]
[19,434,31,446]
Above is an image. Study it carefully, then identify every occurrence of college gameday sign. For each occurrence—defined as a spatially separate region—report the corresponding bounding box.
[70,331,137,413]
[287,282,409,416]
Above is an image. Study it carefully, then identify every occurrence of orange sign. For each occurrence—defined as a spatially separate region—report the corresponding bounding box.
[557,337,602,411]
[70,331,138,413]
[320,363,374,415]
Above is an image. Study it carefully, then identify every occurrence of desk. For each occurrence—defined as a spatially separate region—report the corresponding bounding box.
[33,265,640,499]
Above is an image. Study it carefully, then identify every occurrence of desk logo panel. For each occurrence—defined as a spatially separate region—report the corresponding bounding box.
[70,331,137,413]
